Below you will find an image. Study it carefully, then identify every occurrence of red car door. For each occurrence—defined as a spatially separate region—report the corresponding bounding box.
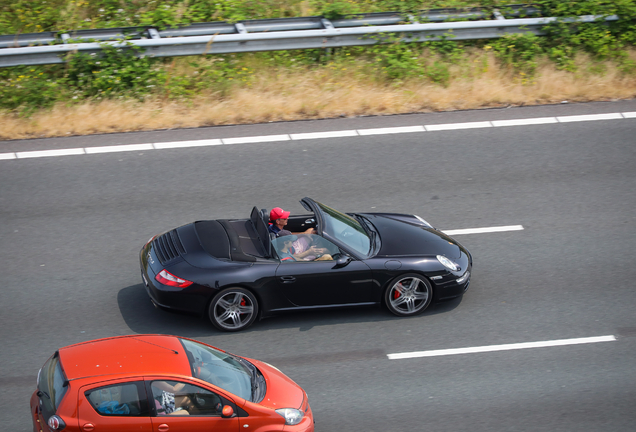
[146,378,240,432]
[78,380,153,432]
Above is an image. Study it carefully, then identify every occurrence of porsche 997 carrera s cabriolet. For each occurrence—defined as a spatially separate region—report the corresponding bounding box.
[140,198,472,331]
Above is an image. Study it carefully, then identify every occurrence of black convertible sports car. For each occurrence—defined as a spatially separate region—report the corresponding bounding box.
[140,198,472,331]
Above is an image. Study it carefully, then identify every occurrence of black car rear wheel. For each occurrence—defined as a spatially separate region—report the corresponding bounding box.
[209,288,259,332]
[384,274,433,317]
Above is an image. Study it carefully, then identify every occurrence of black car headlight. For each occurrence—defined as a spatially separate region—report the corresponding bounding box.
[437,255,460,271]
[275,408,304,425]
[415,215,433,227]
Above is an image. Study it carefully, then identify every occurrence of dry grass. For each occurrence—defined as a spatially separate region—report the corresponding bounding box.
[2,50,636,141]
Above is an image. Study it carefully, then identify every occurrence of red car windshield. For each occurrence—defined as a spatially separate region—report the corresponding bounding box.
[37,353,68,419]
[180,339,254,401]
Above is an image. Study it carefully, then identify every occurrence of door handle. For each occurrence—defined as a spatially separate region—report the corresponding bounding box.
[280,276,296,283]
[158,424,169,432]
[81,424,95,432]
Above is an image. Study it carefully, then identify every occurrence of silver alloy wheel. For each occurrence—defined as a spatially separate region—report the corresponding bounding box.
[386,275,432,316]
[211,289,257,331]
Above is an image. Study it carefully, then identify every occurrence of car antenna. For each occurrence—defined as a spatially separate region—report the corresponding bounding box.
[131,337,179,354]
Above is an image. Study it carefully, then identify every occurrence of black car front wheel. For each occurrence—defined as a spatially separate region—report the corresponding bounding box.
[209,288,259,332]
[384,274,433,317]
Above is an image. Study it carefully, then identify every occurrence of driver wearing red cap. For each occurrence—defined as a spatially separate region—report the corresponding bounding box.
[268,207,315,237]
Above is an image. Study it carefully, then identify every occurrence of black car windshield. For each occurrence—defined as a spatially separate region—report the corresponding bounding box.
[180,339,253,401]
[315,201,371,257]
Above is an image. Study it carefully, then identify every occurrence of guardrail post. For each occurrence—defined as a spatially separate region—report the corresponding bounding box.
[147,28,161,39]
[235,23,248,34]
[321,19,334,59]
[493,9,506,20]
[321,19,334,30]
[61,33,70,43]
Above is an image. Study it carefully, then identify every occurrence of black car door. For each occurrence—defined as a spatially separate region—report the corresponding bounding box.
[275,258,374,307]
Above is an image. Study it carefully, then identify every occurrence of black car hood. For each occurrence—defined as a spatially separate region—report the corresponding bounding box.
[363,213,464,259]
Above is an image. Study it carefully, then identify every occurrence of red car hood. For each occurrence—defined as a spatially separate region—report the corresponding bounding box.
[248,358,305,409]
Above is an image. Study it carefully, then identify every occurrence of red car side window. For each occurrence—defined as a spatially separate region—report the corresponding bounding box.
[150,381,224,416]
[85,382,145,416]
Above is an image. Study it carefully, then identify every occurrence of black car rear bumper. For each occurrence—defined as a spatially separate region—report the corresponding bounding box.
[139,242,209,316]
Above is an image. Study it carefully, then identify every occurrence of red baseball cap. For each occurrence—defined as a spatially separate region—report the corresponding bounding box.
[270,207,290,221]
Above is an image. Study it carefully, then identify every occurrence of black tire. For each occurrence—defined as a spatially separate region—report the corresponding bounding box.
[384,273,433,317]
[208,288,259,332]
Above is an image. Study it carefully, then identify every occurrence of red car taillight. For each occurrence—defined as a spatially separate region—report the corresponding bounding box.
[155,269,193,288]
[47,415,65,430]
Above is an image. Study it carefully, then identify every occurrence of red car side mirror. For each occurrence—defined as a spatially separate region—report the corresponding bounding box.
[222,405,234,417]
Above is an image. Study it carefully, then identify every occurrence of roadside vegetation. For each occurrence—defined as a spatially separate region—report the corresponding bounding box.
[1,0,635,140]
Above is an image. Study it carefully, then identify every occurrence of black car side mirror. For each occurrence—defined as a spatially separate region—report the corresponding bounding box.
[333,255,352,269]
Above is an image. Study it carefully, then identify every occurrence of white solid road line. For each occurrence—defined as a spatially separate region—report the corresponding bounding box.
[492,117,558,127]
[425,121,492,131]
[154,139,223,149]
[85,143,154,154]
[388,335,617,360]
[2,111,633,161]
[357,126,425,135]
[16,148,85,158]
[442,225,525,235]
[556,113,624,122]
[222,134,291,145]
[290,130,359,140]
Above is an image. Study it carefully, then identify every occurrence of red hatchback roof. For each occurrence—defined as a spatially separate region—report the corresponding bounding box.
[58,335,192,380]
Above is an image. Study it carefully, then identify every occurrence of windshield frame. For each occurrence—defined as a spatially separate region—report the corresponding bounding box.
[304,199,374,259]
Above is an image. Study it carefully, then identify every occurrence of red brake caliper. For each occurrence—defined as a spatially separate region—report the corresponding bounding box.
[393,286,401,299]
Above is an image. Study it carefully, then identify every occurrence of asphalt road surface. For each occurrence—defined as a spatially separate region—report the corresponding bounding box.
[1,100,635,431]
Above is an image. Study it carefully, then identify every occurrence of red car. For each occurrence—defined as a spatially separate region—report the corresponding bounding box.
[30,335,314,432]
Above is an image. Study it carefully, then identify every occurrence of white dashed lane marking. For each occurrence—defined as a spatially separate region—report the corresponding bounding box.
[388,335,617,360]
[2,111,633,161]
[442,225,525,236]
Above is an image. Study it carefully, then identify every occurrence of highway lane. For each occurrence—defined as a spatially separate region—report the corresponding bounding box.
[1,100,635,430]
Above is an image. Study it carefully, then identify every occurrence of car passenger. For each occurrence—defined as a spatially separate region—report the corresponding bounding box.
[276,233,298,261]
[277,231,333,261]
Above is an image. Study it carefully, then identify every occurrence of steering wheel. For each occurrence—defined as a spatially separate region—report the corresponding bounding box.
[192,388,207,408]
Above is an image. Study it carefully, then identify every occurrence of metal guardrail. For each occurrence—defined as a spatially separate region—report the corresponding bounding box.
[0,5,618,68]
[0,5,540,49]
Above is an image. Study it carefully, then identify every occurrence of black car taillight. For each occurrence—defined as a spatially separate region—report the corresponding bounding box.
[155,269,193,288]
